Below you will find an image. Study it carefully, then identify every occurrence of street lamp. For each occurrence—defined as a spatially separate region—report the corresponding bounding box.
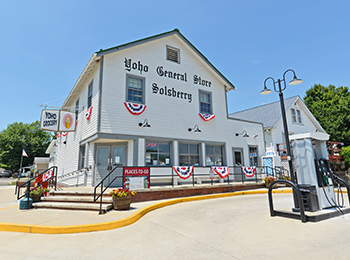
[260,69,303,185]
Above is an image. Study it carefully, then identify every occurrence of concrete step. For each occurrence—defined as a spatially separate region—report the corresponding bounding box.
[41,196,113,204]
[49,190,111,197]
[32,202,113,212]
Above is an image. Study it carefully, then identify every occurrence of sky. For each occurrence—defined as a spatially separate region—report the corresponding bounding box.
[1,0,349,131]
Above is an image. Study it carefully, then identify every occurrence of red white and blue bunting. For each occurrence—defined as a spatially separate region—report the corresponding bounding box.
[199,113,215,122]
[42,168,54,182]
[211,166,230,178]
[124,102,147,115]
[173,166,194,180]
[242,167,256,178]
[85,106,93,120]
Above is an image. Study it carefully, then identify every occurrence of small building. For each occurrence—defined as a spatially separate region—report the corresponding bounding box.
[33,157,49,175]
[229,95,326,169]
[53,29,265,187]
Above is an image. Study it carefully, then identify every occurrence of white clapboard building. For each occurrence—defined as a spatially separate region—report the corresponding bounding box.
[53,29,265,187]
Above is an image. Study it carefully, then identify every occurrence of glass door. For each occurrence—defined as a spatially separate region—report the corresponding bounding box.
[96,146,110,186]
[233,148,244,181]
[95,144,127,187]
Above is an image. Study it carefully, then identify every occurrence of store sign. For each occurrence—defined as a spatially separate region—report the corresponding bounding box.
[40,110,76,132]
[41,110,59,131]
[123,167,150,190]
[124,167,150,176]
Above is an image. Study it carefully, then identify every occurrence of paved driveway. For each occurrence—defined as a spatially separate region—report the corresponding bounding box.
[1,188,350,259]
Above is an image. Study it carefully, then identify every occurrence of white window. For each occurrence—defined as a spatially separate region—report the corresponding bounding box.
[145,141,170,166]
[87,80,93,108]
[126,75,144,104]
[179,143,200,166]
[75,98,79,119]
[199,90,212,114]
[249,146,258,166]
[291,108,302,124]
[166,46,180,63]
[205,145,223,166]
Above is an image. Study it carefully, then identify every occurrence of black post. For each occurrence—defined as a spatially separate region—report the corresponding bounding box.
[277,80,295,184]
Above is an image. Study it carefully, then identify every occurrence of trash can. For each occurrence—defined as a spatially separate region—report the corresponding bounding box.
[19,197,33,210]
[298,184,319,212]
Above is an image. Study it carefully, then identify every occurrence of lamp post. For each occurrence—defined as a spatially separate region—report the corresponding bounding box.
[260,69,303,185]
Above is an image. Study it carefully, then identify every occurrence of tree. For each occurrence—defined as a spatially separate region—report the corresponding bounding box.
[0,121,53,172]
[304,84,350,146]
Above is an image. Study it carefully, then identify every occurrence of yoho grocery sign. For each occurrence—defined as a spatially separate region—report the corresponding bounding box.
[40,110,76,132]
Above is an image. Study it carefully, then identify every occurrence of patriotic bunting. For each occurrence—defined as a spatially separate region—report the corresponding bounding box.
[199,113,215,122]
[124,102,147,115]
[42,168,54,182]
[211,166,230,178]
[56,133,61,138]
[242,167,256,178]
[85,106,93,120]
[173,166,193,180]
[62,132,68,137]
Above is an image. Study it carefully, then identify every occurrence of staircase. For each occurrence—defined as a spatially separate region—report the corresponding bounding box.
[32,190,113,213]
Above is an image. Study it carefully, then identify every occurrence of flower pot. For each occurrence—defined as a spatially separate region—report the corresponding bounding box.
[113,195,131,210]
[265,183,271,189]
[30,193,43,203]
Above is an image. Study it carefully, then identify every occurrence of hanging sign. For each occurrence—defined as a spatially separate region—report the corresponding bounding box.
[41,110,60,131]
[242,166,256,178]
[41,110,76,132]
[211,166,230,178]
[124,102,147,115]
[59,111,76,132]
[173,166,193,180]
[199,113,215,122]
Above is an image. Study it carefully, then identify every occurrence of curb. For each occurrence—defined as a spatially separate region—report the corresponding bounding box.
[0,189,292,234]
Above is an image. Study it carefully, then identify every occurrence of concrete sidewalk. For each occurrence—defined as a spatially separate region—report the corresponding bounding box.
[1,185,350,259]
[1,185,292,233]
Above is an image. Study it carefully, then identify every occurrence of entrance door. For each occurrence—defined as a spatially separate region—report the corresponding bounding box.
[95,144,127,187]
[233,148,244,181]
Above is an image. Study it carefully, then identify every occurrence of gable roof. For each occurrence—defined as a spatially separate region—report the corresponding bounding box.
[229,95,325,132]
[96,29,235,91]
[229,96,298,128]
[63,29,235,108]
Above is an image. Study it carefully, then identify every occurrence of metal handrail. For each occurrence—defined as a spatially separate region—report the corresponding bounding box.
[93,166,123,214]
[16,166,58,209]
[58,166,91,179]
[268,179,306,223]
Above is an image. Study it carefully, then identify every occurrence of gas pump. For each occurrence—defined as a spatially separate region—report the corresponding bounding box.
[290,132,338,211]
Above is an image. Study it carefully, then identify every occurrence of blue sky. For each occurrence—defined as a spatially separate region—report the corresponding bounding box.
[1,0,349,131]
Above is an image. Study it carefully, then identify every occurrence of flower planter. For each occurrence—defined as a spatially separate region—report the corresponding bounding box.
[113,195,131,210]
[30,193,43,203]
[265,183,272,189]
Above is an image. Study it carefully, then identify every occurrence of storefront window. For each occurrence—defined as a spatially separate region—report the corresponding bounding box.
[205,145,223,166]
[179,143,200,166]
[249,146,258,166]
[145,141,170,166]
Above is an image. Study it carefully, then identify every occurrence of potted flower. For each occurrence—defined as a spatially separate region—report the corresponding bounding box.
[25,186,50,202]
[109,188,137,210]
[279,175,291,181]
[262,176,276,188]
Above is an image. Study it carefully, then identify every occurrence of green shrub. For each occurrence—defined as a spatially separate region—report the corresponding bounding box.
[340,146,350,168]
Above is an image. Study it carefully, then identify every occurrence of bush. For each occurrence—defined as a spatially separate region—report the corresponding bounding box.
[341,146,350,168]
